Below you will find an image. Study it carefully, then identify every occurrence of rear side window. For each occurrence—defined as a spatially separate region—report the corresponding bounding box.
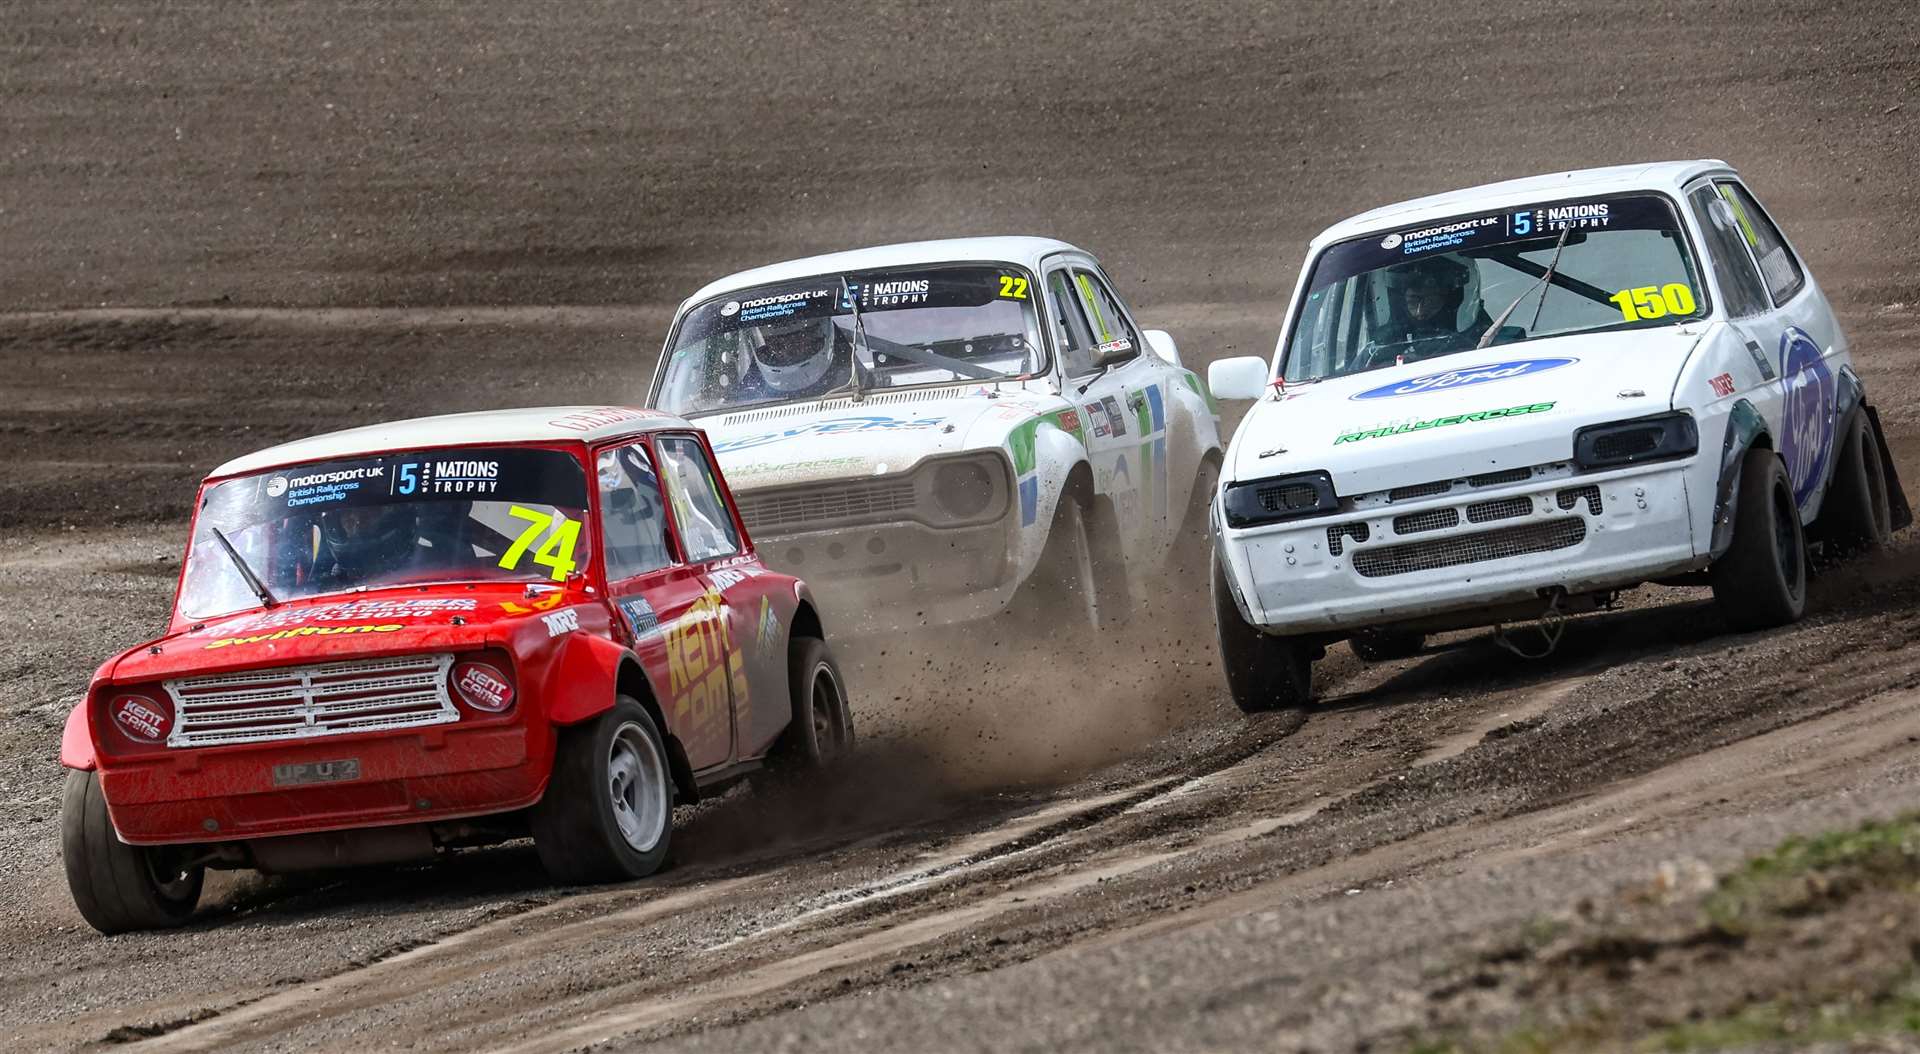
[1716,181,1806,305]
[657,435,741,563]
[1689,186,1771,319]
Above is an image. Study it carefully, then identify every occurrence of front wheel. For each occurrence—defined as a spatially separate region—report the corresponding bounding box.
[62,768,204,934]
[1017,494,1123,637]
[1212,551,1312,712]
[1711,450,1808,631]
[532,697,675,885]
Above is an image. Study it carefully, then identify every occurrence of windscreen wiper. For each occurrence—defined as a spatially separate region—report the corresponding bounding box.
[838,276,872,403]
[210,526,278,609]
[1477,223,1572,351]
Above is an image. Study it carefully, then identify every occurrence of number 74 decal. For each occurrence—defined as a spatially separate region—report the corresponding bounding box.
[499,505,581,581]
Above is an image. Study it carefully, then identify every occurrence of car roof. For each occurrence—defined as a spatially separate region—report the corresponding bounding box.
[679,236,1087,308]
[1311,159,1736,248]
[211,406,694,478]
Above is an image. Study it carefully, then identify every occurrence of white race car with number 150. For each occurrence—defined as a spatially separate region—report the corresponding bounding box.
[648,237,1223,638]
[1207,160,1909,712]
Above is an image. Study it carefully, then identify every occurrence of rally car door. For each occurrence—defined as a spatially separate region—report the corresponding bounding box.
[594,439,736,771]
[654,432,781,761]
[1686,177,1840,520]
[1051,263,1174,567]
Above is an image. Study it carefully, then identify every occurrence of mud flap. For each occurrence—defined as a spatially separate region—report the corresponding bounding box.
[1710,400,1769,559]
[1866,404,1914,531]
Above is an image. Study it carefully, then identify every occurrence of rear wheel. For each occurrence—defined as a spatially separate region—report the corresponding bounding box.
[532,697,674,884]
[1350,629,1427,663]
[1811,410,1892,557]
[1711,450,1808,631]
[61,768,203,934]
[1212,552,1312,712]
[772,636,853,769]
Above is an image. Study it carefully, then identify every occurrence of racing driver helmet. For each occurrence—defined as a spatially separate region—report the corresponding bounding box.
[319,503,420,578]
[1383,254,1477,332]
[746,315,839,395]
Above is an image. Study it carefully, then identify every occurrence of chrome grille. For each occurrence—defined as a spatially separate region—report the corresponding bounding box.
[736,480,918,534]
[1393,507,1459,535]
[1467,496,1535,524]
[165,654,456,747]
[1327,522,1370,556]
[1352,519,1587,578]
[1557,485,1603,516]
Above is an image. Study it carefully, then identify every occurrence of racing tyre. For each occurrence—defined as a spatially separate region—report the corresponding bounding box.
[1212,552,1312,712]
[772,636,853,769]
[61,768,203,934]
[1350,629,1427,663]
[1811,410,1893,556]
[532,696,674,884]
[1166,454,1222,582]
[1711,451,1808,632]
[1022,494,1123,636]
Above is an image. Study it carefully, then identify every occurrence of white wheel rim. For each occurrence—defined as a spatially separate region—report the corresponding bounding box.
[1066,502,1101,630]
[607,721,670,853]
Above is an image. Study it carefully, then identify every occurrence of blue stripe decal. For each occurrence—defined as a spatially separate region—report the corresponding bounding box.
[1145,385,1166,431]
[1018,476,1039,526]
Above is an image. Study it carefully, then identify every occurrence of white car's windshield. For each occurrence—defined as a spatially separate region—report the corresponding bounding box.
[179,447,590,619]
[1283,193,1708,384]
[656,264,1045,416]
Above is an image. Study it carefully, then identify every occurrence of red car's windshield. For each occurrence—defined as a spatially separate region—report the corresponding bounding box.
[179,447,590,619]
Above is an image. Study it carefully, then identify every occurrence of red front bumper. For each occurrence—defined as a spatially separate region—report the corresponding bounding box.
[98,721,548,845]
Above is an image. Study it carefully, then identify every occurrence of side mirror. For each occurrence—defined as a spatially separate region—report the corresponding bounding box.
[1090,334,1141,368]
[1142,329,1182,368]
[1207,356,1271,401]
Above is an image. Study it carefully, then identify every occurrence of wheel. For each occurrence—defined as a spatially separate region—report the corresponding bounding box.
[1711,450,1808,631]
[1211,551,1312,712]
[1017,493,1121,636]
[532,696,674,884]
[1350,629,1427,662]
[771,636,853,769]
[61,768,203,934]
[1810,410,1892,556]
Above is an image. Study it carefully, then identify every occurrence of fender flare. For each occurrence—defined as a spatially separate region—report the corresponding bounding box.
[544,631,697,802]
[61,702,96,771]
[1710,399,1772,559]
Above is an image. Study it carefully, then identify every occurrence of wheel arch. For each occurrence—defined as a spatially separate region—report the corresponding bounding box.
[548,632,697,804]
[1710,398,1774,559]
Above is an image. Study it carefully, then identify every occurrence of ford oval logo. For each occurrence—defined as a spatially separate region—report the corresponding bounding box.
[1350,357,1578,400]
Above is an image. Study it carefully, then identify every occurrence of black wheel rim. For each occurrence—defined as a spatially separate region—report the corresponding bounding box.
[810,663,844,762]
[1772,479,1802,596]
[144,848,198,903]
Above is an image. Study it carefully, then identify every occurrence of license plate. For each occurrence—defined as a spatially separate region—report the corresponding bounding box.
[272,759,361,786]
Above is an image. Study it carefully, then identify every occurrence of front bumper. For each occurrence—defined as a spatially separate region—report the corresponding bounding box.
[1220,460,1707,634]
[99,720,541,845]
[755,519,1016,632]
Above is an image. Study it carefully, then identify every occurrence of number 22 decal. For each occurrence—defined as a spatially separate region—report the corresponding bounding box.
[1609,284,1697,322]
[997,275,1029,300]
[499,505,580,581]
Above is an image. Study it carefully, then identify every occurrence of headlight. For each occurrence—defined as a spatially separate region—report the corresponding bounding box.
[109,691,174,745]
[1573,412,1698,470]
[1222,470,1340,528]
[919,455,1011,527]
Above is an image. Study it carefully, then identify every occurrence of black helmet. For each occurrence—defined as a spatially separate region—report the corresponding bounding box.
[1385,254,1474,328]
[320,504,419,577]
[1384,254,1471,295]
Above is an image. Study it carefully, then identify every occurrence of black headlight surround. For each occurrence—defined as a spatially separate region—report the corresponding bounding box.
[1573,412,1699,471]
[1223,470,1340,529]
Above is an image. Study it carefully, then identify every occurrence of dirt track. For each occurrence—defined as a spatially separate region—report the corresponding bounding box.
[5,2,1920,1051]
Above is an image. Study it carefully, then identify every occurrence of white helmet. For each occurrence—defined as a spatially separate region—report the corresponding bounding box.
[747,316,838,394]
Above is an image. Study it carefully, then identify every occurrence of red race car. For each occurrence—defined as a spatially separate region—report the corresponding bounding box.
[59,406,853,933]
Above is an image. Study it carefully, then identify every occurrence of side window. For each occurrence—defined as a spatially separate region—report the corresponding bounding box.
[596,443,672,580]
[1071,269,1142,361]
[1716,181,1807,305]
[1046,269,1099,377]
[656,435,741,563]
[1688,185,1770,318]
